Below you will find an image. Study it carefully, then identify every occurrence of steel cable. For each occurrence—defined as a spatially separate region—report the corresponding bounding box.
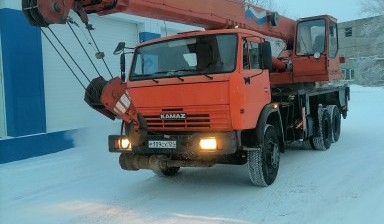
[40,28,87,91]
[86,26,114,79]
[47,27,93,83]
[67,21,102,78]
[42,28,99,98]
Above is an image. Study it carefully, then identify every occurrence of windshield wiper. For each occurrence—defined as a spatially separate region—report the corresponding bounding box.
[132,74,159,83]
[173,74,184,82]
[139,69,214,81]
[176,69,213,80]
[153,69,197,82]
[202,73,213,80]
[154,69,196,75]
[197,69,213,80]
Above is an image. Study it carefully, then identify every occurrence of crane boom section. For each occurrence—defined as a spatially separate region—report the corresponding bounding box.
[23,0,296,41]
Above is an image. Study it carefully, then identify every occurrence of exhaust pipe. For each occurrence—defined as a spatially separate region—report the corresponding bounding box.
[119,153,163,171]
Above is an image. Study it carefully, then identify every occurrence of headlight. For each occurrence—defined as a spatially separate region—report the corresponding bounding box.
[120,138,131,150]
[199,137,217,150]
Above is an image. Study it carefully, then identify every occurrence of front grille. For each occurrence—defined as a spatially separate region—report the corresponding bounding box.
[144,113,211,128]
[141,106,231,130]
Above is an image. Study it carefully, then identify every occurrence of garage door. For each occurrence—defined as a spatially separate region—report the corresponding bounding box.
[42,13,138,132]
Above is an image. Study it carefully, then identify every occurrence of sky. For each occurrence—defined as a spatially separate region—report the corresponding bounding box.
[275,0,365,22]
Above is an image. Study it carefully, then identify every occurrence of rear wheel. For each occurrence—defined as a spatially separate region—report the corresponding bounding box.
[313,107,332,151]
[327,105,341,143]
[248,125,280,187]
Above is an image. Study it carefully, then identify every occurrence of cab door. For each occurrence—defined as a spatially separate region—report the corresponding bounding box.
[230,36,271,130]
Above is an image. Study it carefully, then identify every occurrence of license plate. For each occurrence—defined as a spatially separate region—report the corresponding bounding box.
[148,140,177,149]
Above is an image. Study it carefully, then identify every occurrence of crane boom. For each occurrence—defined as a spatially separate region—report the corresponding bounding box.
[23,0,296,42]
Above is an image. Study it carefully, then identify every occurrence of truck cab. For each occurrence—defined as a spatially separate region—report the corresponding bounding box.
[109,29,281,185]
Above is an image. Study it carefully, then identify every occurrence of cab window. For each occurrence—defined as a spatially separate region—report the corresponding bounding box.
[243,40,261,70]
[328,21,338,58]
[296,19,326,55]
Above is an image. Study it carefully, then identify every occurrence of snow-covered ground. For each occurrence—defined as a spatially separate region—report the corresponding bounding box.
[1,85,384,224]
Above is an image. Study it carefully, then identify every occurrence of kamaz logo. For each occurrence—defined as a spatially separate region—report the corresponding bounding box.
[160,113,187,120]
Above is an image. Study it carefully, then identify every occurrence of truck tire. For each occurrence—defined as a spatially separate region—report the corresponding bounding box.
[326,105,341,143]
[248,125,280,186]
[313,108,332,150]
[302,138,315,150]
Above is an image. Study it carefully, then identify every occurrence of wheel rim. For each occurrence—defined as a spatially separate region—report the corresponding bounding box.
[266,140,279,172]
[333,112,341,141]
[324,117,330,141]
[271,143,279,168]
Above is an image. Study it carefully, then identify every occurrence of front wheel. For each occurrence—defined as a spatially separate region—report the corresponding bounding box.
[248,125,280,187]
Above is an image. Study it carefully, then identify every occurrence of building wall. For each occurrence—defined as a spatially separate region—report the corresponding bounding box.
[338,16,384,80]
[42,13,139,132]
[339,17,382,56]
[0,0,198,163]
[0,0,20,10]
[0,31,5,138]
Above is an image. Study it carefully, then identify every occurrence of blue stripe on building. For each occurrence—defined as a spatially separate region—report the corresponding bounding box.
[0,130,75,164]
[139,32,161,42]
[0,8,46,137]
[0,9,74,164]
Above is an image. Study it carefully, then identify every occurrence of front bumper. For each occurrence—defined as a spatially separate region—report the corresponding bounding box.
[109,131,239,156]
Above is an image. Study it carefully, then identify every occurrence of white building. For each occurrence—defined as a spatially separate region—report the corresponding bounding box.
[0,0,197,163]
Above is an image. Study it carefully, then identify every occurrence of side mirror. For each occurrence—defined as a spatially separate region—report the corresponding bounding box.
[114,42,126,55]
[120,53,126,81]
[261,41,272,70]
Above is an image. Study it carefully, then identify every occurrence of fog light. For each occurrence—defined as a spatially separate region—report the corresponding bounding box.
[199,137,217,150]
[120,138,131,150]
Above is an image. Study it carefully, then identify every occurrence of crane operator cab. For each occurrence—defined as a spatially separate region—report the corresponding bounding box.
[292,16,342,82]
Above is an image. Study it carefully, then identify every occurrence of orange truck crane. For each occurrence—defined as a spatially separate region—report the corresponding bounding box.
[22,0,350,186]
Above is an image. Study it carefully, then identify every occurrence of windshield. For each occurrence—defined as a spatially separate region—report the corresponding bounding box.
[130,34,237,81]
[296,19,326,55]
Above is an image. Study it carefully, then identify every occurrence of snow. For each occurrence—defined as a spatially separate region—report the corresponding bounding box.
[1,85,384,224]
